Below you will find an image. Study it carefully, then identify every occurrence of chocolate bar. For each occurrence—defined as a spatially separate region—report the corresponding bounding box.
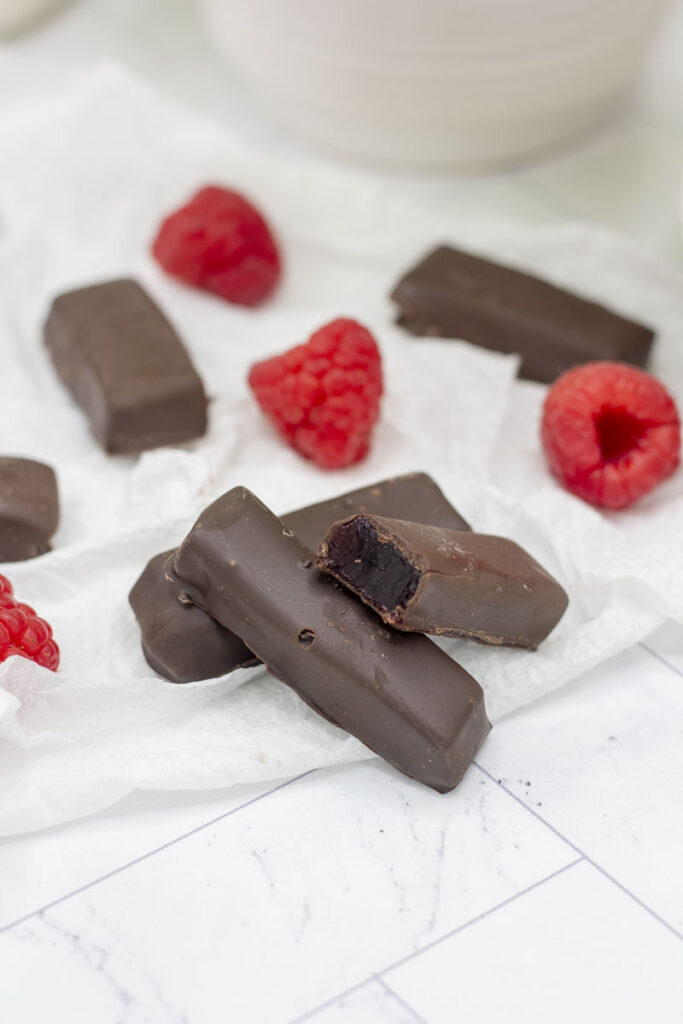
[0,457,59,562]
[130,472,470,682]
[129,551,258,682]
[285,471,470,542]
[317,515,568,649]
[44,278,208,453]
[391,245,655,383]
[170,487,490,793]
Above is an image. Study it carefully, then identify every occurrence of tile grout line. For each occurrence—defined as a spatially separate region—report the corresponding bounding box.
[473,762,683,942]
[285,857,583,1024]
[286,978,369,1024]
[639,640,683,680]
[0,771,312,936]
[374,974,431,1024]
[378,856,584,977]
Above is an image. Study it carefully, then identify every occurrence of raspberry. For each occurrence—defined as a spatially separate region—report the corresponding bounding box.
[151,185,281,306]
[248,318,383,469]
[541,362,680,509]
[0,573,59,671]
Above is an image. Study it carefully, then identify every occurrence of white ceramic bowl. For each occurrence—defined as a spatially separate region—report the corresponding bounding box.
[0,0,67,36]
[200,0,672,168]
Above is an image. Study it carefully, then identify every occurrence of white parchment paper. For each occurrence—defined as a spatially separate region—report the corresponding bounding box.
[0,67,681,835]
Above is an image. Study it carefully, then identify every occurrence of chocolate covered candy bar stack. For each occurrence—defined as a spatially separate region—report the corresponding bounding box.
[130,473,470,684]
[130,472,568,795]
[168,486,489,794]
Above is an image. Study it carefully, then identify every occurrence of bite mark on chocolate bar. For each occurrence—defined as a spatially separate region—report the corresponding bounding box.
[321,516,421,620]
[318,513,568,648]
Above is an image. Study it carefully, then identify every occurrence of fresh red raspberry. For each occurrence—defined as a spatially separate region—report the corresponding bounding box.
[248,318,383,469]
[0,573,59,671]
[151,185,281,306]
[541,362,680,509]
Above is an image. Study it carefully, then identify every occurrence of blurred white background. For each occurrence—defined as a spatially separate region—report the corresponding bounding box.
[0,0,682,267]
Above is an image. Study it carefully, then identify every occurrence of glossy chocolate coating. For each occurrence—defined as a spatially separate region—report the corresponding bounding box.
[44,278,208,453]
[285,471,470,543]
[131,472,470,683]
[129,551,258,683]
[170,488,490,793]
[318,514,568,649]
[0,457,59,562]
[391,245,655,383]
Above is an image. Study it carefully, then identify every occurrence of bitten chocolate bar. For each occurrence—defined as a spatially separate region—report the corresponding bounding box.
[131,472,470,683]
[169,487,490,793]
[317,514,568,650]
[391,245,655,383]
[44,278,208,453]
[0,457,59,562]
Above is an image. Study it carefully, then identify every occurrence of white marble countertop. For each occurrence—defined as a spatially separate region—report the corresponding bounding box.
[0,2,682,1022]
